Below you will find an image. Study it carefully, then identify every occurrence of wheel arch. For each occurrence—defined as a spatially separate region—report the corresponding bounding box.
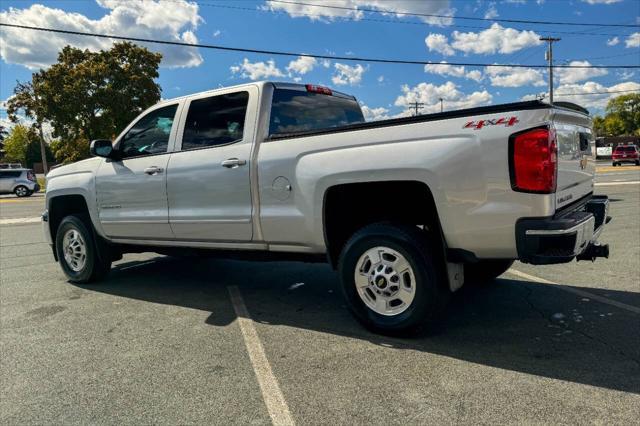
[322,180,447,268]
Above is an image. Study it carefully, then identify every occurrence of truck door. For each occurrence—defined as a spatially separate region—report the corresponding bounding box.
[95,103,180,240]
[167,87,256,241]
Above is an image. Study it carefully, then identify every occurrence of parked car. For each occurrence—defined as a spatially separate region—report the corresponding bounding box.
[611,145,640,166]
[0,168,40,197]
[42,82,610,335]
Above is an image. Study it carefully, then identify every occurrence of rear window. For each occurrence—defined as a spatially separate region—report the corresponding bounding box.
[615,146,637,152]
[269,88,364,137]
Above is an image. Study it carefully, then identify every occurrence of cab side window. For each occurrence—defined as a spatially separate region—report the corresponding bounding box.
[119,104,178,159]
[181,91,249,151]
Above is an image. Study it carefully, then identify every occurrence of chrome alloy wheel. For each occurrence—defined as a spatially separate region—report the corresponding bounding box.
[63,229,87,272]
[15,186,28,197]
[354,246,416,316]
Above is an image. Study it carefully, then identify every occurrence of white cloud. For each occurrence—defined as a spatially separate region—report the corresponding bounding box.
[360,104,390,121]
[321,59,331,68]
[581,0,623,4]
[213,30,221,38]
[394,81,492,114]
[0,0,203,69]
[286,56,317,75]
[332,63,366,86]
[484,2,499,19]
[377,75,384,83]
[486,66,546,87]
[555,60,608,84]
[524,81,640,110]
[264,0,454,26]
[424,61,483,82]
[451,23,542,55]
[618,70,635,81]
[625,33,640,48]
[230,58,285,80]
[606,37,619,46]
[425,33,455,56]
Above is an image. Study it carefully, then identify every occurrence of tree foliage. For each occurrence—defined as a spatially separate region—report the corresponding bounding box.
[7,42,162,163]
[2,124,53,167]
[592,94,640,137]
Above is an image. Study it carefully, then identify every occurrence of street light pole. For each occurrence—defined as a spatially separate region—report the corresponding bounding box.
[439,98,443,113]
[540,37,560,105]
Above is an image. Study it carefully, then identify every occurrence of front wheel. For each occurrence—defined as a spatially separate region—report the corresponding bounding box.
[55,215,111,283]
[338,223,449,336]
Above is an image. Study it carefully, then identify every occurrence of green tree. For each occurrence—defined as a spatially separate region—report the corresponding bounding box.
[604,94,640,136]
[2,124,33,165]
[8,42,162,163]
[50,137,90,165]
[0,125,8,142]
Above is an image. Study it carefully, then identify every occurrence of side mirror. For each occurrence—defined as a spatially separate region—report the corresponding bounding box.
[90,139,114,158]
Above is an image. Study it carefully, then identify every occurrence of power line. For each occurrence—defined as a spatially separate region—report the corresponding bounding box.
[186,0,635,37]
[265,0,640,28]
[1,23,639,69]
[552,89,640,97]
[564,50,640,62]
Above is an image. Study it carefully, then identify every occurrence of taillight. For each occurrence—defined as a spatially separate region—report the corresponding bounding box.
[510,126,557,193]
[27,171,36,182]
[305,84,332,95]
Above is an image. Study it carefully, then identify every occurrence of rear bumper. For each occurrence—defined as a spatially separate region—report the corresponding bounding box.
[516,195,610,265]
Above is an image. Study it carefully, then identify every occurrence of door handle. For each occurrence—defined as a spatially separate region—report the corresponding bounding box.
[144,166,164,175]
[221,158,247,168]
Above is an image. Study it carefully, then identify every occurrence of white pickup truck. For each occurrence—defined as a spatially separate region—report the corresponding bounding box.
[43,81,610,335]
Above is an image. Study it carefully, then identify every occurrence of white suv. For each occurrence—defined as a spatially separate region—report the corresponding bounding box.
[0,168,40,197]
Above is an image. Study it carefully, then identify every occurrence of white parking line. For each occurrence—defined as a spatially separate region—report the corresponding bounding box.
[594,181,640,186]
[0,217,41,225]
[507,269,640,315]
[227,286,294,426]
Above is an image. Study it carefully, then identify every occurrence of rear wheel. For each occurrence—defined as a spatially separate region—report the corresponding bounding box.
[55,215,111,283]
[14,185,30,197]
[465,260,514,285]
[338,223,449,336]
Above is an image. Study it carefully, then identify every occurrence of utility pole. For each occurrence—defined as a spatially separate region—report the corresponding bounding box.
[408,101,424,116]
[438,98,444,113]
[540,37,560,105]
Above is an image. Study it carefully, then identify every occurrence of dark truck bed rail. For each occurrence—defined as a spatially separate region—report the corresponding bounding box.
[268,100,588,141]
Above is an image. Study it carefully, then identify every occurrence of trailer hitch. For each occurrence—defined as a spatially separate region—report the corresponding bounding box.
[576,242,610,262]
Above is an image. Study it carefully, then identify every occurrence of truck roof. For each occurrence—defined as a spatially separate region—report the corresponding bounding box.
[156,81,356,105]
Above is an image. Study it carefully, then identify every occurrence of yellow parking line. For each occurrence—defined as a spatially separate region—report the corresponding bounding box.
[0,198,43,203]
[597,166,639,173]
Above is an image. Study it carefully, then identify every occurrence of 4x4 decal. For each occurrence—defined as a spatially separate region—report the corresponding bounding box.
[464,116,519,130]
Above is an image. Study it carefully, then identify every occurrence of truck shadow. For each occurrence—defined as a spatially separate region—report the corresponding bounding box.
[76,255,640,394]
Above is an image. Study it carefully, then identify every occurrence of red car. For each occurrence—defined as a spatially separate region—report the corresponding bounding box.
[612,145,640,166]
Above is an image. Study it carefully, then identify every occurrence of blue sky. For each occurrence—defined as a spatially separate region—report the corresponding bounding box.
[1,0,639,126]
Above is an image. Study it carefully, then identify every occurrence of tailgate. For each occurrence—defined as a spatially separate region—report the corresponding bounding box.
[553,108,595,210]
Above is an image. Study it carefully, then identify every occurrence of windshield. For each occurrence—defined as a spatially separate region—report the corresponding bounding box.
[269,88,364,137]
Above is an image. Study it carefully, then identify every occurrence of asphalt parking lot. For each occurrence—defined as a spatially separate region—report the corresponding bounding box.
[1,166,639,424]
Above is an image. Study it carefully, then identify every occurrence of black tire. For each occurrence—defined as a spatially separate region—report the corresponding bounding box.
[465,259,514,285]
[612,162,617,167]
[55,215,111,283]
[636,160,640,166]
[338,223,449,336]
[14,185,30,197]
